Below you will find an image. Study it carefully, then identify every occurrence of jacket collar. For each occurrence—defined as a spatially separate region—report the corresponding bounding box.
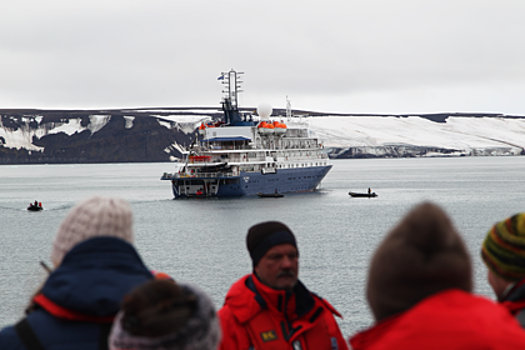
[503,277,525,302]
[33,294,116,323]
[247,273,316,319]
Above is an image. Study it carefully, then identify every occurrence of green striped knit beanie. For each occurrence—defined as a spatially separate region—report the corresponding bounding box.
[481,213,525,282]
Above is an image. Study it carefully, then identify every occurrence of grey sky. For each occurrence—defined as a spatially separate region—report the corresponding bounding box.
[1,0,524,114]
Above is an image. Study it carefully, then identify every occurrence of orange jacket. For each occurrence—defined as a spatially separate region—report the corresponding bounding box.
[218,274,348,350]
[350,289,525,350]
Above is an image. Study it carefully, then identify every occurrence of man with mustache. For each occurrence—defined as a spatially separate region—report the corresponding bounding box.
[218,221,348,350]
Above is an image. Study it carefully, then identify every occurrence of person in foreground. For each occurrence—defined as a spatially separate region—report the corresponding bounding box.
[349,202,525,350]
[482,212,525,327]
[108,279,220,350]
[218,221,348,350]
[0,196,154,350]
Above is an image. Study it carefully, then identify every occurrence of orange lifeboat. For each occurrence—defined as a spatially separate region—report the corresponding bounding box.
[275,121,287,128]
[198,123,206,135]
[274,121,286,135]
[258,121,273,134]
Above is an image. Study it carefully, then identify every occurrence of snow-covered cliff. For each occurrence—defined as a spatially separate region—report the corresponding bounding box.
[1,108,524,164]
[308,115,525,157]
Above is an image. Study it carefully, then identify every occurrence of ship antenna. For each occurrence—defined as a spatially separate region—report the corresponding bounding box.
[220,69,244,125]
[286,95,292,122]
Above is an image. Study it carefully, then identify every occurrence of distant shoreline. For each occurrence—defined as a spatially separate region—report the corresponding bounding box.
[1,109,524,165]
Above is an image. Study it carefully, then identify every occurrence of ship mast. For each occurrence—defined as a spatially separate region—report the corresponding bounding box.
[219,69,244,125]
[286,95,292,122]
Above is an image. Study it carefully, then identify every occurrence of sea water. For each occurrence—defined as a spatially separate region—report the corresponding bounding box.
[0,157,524,336]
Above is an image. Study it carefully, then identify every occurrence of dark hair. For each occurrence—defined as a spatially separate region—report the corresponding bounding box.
[366,202,472,321]
[120,279,197,338]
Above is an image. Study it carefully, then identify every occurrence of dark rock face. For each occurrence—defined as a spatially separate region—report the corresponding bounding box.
[0,111,194,164]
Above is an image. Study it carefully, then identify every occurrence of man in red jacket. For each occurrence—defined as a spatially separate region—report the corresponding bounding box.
[349,202,525,350]
[482,212,525,327]
[218,221,348,350]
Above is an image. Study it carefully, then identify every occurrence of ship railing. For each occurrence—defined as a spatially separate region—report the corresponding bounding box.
[274,153,329,161]
[188,159,225,164]
[246,156,267,161]
[187,155,270,163]
[201,145,254,151]
[165,172,239,179]
[237,156,267,162]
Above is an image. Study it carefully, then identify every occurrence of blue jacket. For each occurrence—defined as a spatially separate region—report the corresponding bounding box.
[0,237,153,349]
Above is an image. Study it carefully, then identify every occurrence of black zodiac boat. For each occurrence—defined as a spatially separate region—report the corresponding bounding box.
[349,191,378,198]
[257,192,284,198]
[27,202,43,211]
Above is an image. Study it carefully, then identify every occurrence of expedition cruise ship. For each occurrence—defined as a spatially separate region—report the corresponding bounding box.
[161,70,332,198]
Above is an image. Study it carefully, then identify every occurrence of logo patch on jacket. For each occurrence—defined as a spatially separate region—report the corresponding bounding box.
[260,330,278,342]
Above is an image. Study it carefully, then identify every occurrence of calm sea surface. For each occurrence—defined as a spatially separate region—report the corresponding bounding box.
[1,157,524,336]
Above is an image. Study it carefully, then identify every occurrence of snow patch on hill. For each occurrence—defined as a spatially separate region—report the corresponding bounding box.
[308,116,525,152]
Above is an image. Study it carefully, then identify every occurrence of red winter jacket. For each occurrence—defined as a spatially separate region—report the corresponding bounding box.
[350,289,525,350]
[218,274,348,350]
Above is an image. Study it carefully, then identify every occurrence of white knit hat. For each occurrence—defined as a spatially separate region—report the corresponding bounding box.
[51,196,134,266]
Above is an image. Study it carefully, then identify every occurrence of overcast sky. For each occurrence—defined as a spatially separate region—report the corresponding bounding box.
[2,0,525,114]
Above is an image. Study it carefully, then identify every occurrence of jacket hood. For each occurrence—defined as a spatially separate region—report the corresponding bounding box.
[41,236,153,317]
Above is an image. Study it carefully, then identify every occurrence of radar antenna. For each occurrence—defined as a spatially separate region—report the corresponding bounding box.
[219,69,244,125]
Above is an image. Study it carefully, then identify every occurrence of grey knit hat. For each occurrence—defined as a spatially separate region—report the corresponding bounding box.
[109,282,221,350]
[51,196,134,266]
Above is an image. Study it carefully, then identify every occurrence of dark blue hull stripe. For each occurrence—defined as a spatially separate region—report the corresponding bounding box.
[172,165,332,198]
